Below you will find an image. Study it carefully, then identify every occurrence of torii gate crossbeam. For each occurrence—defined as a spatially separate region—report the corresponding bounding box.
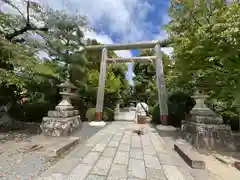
[85,40,169,125]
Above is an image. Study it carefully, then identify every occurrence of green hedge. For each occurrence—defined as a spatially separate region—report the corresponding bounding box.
[103,108,115,121]
[8,101,55,122]
[86,108,96,121]
[148,106,154,115]
[86,107,115,121]
[152,103,160,124]
[22,102,55,122]
[152,92,195,126]
[221,111,239,131]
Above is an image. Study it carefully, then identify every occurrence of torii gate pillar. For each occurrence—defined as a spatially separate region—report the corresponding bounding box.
[89,47,107,126]
[155,43,168,125]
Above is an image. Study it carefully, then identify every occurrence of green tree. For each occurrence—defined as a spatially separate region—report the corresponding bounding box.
[84,39,130,109]
[133,49,171,106]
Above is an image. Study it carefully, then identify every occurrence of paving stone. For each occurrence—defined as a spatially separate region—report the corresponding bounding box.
[178,167,195,180]
[86,141,101,148]
[141,135,152,147]
[112,135,123,141]
[121,138,131,144]
[50,156,81,174]
[82,152,101,165]
[118,143,130,151]
[144,154,162,169]
[162,165,185,180]
[91,157,112,176]
[149,132,167,153]
[70,163,93,180]
[157,153,175,165]
[107,164,128,180]
[142,146,156,155]
[115,132,124,136]
[102,147,117,158]
[131,136,142,148]
[189,169,210,180]
[128,158,146,179]
[209,172,223,180]
[86,137,102,147]
[170,151,189,167]
[70,146,92,159]
[35,173,67,180]
[85,174,107,180]
[100,137,113,144]
[127,178,144,180]
[157,152,188,167]
[108,140,120,147]
[113,151,129,165]
[124,131,132,135]
[92,143,107,152]
[130,149,143,160]
[146,168,167,180]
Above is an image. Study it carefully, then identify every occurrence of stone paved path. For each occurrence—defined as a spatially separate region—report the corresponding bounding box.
[114,109,135,122]
[35,122,226,180]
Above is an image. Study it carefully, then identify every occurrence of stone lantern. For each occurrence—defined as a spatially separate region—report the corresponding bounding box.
[40,79,81,137]
[55,79,77,111]
[181,79,235,150]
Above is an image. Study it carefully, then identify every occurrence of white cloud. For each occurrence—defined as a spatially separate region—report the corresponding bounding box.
[47,0,157,43]
[84,29,132,58]
[162,47,173,57]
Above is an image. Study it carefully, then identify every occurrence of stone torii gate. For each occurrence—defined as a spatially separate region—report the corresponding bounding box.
[85,40,169,126]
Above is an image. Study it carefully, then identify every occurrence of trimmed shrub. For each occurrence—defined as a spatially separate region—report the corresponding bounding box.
[221,111,239,131]
[103,108,115,121]
[86,108,96,121]
[168,92,195,126]
[148,106,154,115]
[22,101,54,122]
[152,103,160,124]
[86,107,115,121]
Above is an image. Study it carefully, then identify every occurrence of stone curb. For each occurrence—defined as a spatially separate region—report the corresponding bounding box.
[212,153,240,171]
[174,139,206,169]
[54,137,80,157]
[212,153,233,165]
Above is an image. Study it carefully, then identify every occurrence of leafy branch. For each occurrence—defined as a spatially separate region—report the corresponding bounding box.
[1,0,48,41]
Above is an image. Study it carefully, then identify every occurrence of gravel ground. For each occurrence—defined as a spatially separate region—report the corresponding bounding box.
[0,121,109,180]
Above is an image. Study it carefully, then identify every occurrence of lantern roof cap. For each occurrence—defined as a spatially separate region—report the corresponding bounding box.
[57,79,76,89]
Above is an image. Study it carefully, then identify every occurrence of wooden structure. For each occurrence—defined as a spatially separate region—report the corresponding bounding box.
[85,40,169,125]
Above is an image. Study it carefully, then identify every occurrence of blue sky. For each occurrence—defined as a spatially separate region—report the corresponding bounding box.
[2,0,173,84]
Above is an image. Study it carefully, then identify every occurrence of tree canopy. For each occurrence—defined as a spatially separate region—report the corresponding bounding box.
[165,0,240,110]
[0,0,130,122]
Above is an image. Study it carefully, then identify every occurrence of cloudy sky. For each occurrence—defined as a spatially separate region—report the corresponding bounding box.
[1,0,173,84]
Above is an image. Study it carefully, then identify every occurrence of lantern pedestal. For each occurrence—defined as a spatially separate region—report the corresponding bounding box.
[40,80,82,137]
